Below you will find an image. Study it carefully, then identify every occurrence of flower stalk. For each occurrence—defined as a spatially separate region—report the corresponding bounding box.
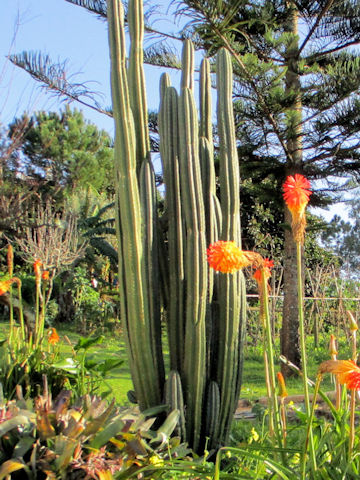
[7,245,14,343]
[277,372,288,446]
[329,334,341,409]
[297,240,317,478]
[261,268,283,451]
[283,174,316,476]
[348,310,357,458]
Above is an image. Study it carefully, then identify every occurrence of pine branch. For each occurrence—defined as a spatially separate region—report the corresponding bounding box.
[144,44,182,69]
[64,0,107,19]
[298,0,336,55]
[8,51,112,117]
[65,0,183,42]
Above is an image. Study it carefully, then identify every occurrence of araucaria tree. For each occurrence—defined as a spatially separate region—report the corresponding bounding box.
[176,0,360,374]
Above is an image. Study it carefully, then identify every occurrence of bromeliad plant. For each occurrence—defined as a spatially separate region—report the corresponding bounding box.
[107,0,247,452]
[0,379,184,480]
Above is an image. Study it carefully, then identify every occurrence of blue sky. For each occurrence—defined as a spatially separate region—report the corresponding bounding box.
[1,1,351,221]
[1,0,182,134]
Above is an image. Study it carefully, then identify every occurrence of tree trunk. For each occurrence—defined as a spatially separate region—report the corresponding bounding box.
[281,209,301,376]
[281,2,303,376]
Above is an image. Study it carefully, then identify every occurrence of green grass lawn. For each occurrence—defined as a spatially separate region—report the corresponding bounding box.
[0,320,346,406]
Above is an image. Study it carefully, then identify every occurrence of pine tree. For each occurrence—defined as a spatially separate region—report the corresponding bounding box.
[175,0,360,374]
[8,107,114,199]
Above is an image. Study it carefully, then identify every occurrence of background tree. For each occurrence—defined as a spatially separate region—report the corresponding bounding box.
[173,0,360,374]
[8,107,114,202]
[322,194,360,275]
[8,0,360,375]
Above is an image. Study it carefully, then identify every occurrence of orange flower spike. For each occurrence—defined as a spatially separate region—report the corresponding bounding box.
[33,259,42,276]
[277,372,288,398]
[0,278,21,296]
[48,328,60,345]
[253,258,274,285]
[319,360,360,390]
[283,174,312,243]
[207,241,263,274]
[7,244,14,277]
[0,279,14,296]
[42,271,50,281]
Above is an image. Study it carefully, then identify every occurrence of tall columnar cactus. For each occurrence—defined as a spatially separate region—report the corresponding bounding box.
[107,0,246,451]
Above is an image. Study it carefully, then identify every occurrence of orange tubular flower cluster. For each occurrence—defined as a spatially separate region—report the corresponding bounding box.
[319,360,360,390]
[42,271,50,281]
[253,258,274,287]
[33,259,42,276]
[277,371,288,398]
[0,277,21,296]
[48,328,60,345]
[283,174,312,243]
[207,241,263,274]
[0,279,14,296]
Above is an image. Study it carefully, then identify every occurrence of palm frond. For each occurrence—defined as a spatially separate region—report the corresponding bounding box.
[89,237,118,264]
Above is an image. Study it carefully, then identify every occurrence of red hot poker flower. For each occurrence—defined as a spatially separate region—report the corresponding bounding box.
[319,360,360,390]
[48,328,60,345]
[277,372,288,398]
[207,241,263,274]
[0,279,14,296]
[0,278,21,296]
[42,271,50,281]
[283,174,312,243]
[328,334,338,357]
[33,259,42,275]
[253,258,274,285]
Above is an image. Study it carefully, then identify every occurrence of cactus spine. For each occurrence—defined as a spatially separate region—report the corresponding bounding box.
[108,0,246,451]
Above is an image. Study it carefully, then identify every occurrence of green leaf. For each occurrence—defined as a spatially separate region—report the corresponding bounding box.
[150,409,180,445]
[89,416,125,449]
[52,358,80,374]
[14,437,35,457]
[93,358,124,375]
[84,359,98,371]
[0,415,30,436]
[74,335,104,351]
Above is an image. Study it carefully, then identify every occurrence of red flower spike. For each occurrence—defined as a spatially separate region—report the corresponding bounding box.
[283,174,312,243]
[253,258,274,284]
